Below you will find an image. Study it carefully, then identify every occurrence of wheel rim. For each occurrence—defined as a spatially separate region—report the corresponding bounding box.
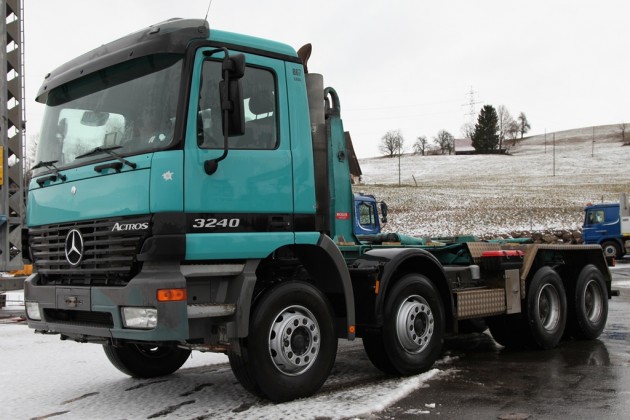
[603,244,617,258]
[268,305,320,376]
[395,294,434,354]
[536,284,561,331]
[583,278,604,323]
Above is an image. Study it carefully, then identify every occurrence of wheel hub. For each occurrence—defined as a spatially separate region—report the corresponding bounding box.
[268,305,320,376]
[396,295,434,354]
[537,284,560,331]
[584,279,603,322]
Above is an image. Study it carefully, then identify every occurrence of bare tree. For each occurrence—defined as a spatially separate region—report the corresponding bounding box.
[517,112,531,139]
[497,105,514,152]
[506,120,520,144]
[412,136,428,155]
[434,130,454,155]
[460,122,474,140]
[25,132,39,171]
[379,129,405,158]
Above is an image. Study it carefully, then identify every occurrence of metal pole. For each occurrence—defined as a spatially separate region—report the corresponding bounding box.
[553,133,555,177]
[398,142,401,186]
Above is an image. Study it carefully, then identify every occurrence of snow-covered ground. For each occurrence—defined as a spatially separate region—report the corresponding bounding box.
[357,125,630,237]
[1,320,450,419]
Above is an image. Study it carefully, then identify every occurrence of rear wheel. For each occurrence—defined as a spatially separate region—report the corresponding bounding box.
[569,264,608,339]
[602,241,622,259]
[236,281,337,402]
[524,266,567,349]
[103,344,191,378]
[368,274,444,375]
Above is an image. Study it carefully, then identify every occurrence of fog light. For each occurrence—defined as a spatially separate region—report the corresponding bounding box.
[121,307,157,329]
[25,301,41,320]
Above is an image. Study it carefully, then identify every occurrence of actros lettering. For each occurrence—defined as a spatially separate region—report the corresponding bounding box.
[112,222,149,232]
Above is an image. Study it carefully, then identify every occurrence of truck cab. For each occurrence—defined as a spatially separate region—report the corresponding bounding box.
[353,193,386,236]
[583,200,629,259]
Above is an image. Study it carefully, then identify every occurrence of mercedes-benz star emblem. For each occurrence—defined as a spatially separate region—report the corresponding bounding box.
[65,229,84,266]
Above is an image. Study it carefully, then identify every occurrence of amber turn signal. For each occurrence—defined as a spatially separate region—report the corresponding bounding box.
[157,288,187,302]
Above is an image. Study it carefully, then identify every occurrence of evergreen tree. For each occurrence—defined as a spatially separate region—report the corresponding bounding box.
[471,105,500,153]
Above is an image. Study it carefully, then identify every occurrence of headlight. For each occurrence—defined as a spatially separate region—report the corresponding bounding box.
[25,301,42,320]
[121,307,157,329]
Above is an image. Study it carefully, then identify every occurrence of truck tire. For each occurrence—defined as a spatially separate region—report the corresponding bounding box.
[228,345,262,397]
[103,344,191,378]
[362,331,397,375]
[601,241,622,259]
[243,281,337,402]
[376,274,444,375]
[568,264,608,340]
[524,266,567,349]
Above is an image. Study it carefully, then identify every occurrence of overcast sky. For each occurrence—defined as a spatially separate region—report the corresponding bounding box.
[23,0,630,158]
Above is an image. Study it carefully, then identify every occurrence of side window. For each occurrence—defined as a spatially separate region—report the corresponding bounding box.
[596,210,605,223]
[358,202,376,228]
[198,60,277,150]
[587,210,605,225]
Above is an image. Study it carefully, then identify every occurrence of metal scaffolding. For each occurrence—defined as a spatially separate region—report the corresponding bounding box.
[0,0,24,271]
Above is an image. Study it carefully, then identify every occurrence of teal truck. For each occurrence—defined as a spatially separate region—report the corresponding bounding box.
[25,19,613,402]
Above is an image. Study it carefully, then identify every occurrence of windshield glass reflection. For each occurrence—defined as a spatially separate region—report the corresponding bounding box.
[35,54,182,172]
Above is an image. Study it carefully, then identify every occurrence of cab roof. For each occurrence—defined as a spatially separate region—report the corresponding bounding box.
[36,18,299,103]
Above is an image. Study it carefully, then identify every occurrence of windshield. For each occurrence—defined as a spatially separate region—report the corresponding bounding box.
[34,54,182,172]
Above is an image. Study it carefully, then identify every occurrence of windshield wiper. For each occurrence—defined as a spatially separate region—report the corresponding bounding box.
[75,146,137,169]
[31,160,67,184]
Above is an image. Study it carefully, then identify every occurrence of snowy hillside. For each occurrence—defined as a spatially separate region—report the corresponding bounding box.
[356,124,630,237]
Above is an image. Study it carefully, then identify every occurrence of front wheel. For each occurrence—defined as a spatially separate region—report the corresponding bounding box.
[377,274,445,375]
[103,344,191,378]
[243,281,337,402]
[601,241,622,259]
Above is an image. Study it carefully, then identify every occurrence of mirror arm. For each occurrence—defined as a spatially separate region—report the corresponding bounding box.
[204,63,232,175]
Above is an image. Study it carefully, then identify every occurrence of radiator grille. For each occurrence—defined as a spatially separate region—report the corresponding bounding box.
[30,216,150,286]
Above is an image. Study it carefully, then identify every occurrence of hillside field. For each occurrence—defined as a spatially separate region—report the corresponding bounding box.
[356,124,630,238]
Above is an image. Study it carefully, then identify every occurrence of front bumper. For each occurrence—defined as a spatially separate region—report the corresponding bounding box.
[24,261,189,342]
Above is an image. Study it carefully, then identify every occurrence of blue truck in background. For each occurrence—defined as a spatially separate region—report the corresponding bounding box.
[583,193,630,259]
[23,18,615,402]
[353,192,386,236]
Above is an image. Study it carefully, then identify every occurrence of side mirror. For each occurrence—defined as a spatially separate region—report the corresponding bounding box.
[205,52,246,175]
[57,118,68,138]
[220,54,245,137]
[380,202,388,224]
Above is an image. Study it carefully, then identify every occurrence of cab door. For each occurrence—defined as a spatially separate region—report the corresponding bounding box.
[183,49,294,260]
